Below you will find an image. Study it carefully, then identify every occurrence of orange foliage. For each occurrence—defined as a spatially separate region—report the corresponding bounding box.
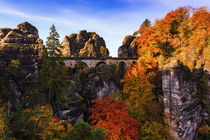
[138,7,190,57]
[198,124,210,140]
[189,7,210,56]
[136,7,209,69]
[90,96,141,140]
[122,61,162,123]
[26,105,71,140]
[199,124,210,134]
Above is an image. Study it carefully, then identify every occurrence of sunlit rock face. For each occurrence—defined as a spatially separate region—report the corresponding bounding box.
[118,35,138,58]
[60,30,109,58]
[0,22,44,62]
[161,60,205,140]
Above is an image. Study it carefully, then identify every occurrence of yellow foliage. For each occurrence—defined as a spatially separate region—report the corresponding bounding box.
[25,105,72,140]
[137,7,209,70]
[10,59,20,68]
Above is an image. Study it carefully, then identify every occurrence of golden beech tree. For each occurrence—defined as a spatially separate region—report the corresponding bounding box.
[138,7,190,58]
[121,61,170,139]
[122,61,162,122]
[189,7,210,62]
[26,105,72,140]
[10,105,71,140]
[136,7,209,70]
[89,96,141,140]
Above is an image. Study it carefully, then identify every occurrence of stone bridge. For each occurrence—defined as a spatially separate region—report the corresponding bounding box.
[63,57,138,68]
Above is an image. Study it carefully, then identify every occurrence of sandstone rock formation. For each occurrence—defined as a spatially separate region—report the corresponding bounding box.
[161,60,209,140]
[60,30,109,58]
[0,22,44,65]
[0,22,44,109]
[118,35,138,58]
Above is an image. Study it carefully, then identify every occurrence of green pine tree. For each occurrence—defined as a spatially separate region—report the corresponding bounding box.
[142,19,151,27]
[40,24,67,113]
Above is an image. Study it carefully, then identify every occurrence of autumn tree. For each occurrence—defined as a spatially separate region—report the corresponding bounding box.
[189,7,210,69]
[26,105,71,140]
[197,124,210,140]
[136,7,209,69]
[121,54,170,139]
[9,105,71,140]
[139,121,171,140]
[40,24,68,113]
[90,96,141,140]
[127,6,209,139]
[122,64,161,122]
[189,7,210,56]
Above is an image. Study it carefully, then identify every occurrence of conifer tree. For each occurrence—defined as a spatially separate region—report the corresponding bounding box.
[40,24,67,113]
[142,19,151,27]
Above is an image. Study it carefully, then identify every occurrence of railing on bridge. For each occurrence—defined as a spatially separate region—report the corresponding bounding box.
[62,57,138,60]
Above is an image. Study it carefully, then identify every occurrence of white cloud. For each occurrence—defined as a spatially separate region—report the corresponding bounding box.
[0,4,77,26]
[0,0,209,56]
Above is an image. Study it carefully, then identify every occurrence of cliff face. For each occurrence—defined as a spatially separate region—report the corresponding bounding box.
[60,30,109,58]
[161,60,209,140]
[58,63,123,123]
[118,35,138,58]
[0,22,44,108]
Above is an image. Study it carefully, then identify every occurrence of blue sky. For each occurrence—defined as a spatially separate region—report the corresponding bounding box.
[0,0,209,56]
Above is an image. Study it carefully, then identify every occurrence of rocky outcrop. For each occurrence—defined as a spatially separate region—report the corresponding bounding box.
[118,35,138,58]
[0,22,44,108]
[60,30,109,58]
[161,60,204,140]
[0,22,44,66]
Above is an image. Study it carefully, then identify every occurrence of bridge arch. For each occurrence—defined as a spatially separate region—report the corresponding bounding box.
[95,61,107,71]
[118,61,126,68]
